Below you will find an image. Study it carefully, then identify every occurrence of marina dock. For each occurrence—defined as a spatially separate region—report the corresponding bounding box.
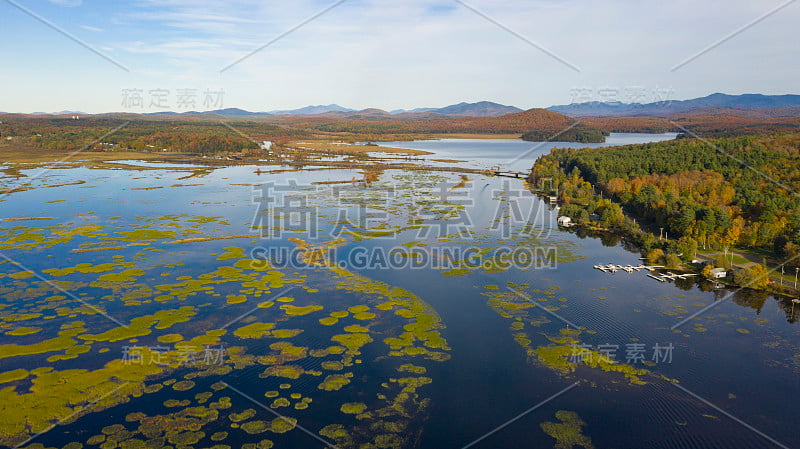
[593,263,698,283]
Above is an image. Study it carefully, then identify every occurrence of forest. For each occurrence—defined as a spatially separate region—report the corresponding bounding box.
[4,108,800,155]
[531,132,800,270]
[0,118,309,154]
[522,125,607,143]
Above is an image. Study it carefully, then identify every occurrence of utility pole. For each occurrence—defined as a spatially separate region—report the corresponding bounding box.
[795,268,799,290]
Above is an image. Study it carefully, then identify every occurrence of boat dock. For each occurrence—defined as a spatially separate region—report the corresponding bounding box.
[491,170,530,179]
[593,264,698,283]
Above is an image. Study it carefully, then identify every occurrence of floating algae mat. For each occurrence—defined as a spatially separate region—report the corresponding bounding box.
[1,152,800,449]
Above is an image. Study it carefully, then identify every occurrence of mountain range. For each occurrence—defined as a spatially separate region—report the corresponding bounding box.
[548,93,800,117]
[142,101,521,118]
[10,94,800,119]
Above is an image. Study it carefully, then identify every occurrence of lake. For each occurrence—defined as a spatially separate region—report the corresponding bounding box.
[0,134,797,449]
[375,133,680,171]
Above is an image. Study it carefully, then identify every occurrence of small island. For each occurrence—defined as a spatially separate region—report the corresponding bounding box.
[521,124,608,143]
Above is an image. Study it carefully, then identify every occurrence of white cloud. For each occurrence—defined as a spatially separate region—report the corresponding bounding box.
[4,0,799,113]
[48,0,82,7]
[81,25,104,32]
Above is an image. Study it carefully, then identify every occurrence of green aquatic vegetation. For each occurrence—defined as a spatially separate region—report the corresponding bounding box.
[348,305,370,314]
[0,369,29,383]
[393,376,433,392]
[157,334,183,343]
[0,356,163,445]
[441,268,470,277]
[397,364,426,374]
[217,247,247,261]
[241,440,274,449]
[353,312,376,320]
[736,328,750,334]
[268,417,296,434]
[95,269,146,284]
[330,311,349,318]
[241,420,270,434]
[5,326,42,336]
[279,304,323,316]
[0,331,80,359]
[167,430,205,445]
[319,317,338,326]
[264,391,279,398]
[532,335,649,385]
[320,424,349,440]
[343,324,369,333]
[233,323,275,339]
[7,271,34,280]
[172,380,195,391]
[195,391,213,403]
[331,333,373,355]
[321,361,344,371]
[261,365,305,379]
[540,410,594,449]
[226,294,247,304]
[79,307,196,342]
[318,373,353,391]
[43,261,134,277]
[340,403,367,414]
[211,431,228,441]
[270,397,290,408]
[111,229,178,242]
[229,409,257,423]
[271,329,303,339]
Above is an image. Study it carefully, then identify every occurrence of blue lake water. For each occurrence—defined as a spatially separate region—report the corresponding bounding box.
[376,133,680,171]
[0,135,798,449]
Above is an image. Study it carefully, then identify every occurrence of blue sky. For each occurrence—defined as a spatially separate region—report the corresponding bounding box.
[1,0,798,113]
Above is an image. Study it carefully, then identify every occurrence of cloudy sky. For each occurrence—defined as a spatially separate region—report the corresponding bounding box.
[1,0,798,113]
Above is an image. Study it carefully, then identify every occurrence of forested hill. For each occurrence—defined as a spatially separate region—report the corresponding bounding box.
[532,133,800,256]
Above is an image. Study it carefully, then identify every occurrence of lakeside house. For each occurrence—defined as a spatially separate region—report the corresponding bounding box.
[557,216,573,227]
[711,268,729,279]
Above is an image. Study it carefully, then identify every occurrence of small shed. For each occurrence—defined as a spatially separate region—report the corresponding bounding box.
[557,216,573,227]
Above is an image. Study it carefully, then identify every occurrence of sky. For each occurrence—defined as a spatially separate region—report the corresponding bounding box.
[1,0,798,113]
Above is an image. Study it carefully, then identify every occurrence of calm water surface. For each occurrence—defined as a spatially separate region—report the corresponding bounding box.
[0,135,797,449]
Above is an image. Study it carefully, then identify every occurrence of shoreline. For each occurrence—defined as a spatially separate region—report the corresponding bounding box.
[552,205,800,298]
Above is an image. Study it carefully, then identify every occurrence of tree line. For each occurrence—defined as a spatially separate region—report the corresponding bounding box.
[532,132,800,269]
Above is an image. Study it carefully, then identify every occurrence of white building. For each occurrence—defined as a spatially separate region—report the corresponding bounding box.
[711,268,728,279]
[557,216,573,227]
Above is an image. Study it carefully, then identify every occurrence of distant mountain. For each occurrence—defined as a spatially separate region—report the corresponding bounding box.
[549,93,800,117]
[668,106,800,119]
[172,108,261,117]
[392,101,522,117]
[268,104,354,115]
[434,101,523,117]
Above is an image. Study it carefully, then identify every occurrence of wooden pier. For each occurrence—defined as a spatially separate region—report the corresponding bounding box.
[491,170,530,179]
